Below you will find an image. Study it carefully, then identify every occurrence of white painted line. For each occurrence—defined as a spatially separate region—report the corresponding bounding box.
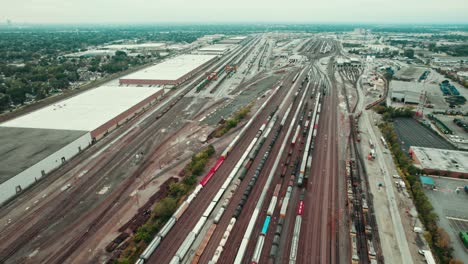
[446,216,468,222]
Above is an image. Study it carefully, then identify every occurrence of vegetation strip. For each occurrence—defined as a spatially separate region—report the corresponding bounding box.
[376,106,458,263]
[115,145,215,263]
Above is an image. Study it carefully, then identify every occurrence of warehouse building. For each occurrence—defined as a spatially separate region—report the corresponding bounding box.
[197,44,233,55]
[0,85,164,204]
[220,36,247,44]
[410,146,468,178]
[103,43,166,51]
[390,80,429,104]
[119,54,218,86]
[393,66,427,82]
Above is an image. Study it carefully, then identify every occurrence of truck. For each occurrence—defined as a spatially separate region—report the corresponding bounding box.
[460,231,468,249]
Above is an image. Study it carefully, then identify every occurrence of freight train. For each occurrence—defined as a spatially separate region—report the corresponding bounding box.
[137,84,283,264]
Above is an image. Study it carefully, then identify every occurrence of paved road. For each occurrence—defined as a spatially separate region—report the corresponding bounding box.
[360,104,414,263]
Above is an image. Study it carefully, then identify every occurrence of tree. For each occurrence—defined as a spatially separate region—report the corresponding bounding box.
[7,81,27,105]
[169,182,189,198]
[153,197,177,220]
[0,93,10,111]
[115,50,127,57]
[35,87,47,100]
[435,227,451,249]
[404,49,415,59]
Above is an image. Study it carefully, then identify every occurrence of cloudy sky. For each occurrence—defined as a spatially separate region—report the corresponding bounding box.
[2,0,468,24]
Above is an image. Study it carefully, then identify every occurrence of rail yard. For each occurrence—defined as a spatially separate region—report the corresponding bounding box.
[1,29,447,264]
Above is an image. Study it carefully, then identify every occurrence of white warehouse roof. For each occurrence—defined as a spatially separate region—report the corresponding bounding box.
[1,86,163,131]
[198,44,233,52]
[120,54,217,81]
[411,146,468,174]
[230,36,247,40]
[104,43,166,50]
[390,81,425,94]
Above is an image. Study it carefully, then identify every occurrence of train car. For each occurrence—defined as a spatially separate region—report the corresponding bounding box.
[350,234,359,264]
[273,184,281,197]
[261,216,271,235]
[280,164,287,178]
[297,200,304,215]
[267,196,277,216]
[292,72,300,83]
[251,235,265,264]
[291,125,301,146]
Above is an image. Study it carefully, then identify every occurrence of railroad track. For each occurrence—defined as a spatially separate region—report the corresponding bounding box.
[338,46,384,263]
[0,45,240,263]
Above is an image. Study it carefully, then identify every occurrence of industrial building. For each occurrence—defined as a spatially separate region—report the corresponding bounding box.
[393,66,427,82]
[103,43,166,50]
[197,44,233,55]
[0,85,164,204]
[119,54,218,86]
[390,80,431,104]
[410,146,468,178]
[219,36,247,44]
[65,49,116,58]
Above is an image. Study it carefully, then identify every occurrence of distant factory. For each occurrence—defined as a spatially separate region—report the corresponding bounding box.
[103,42,166,51]
[196,44,234,55]
[219,36,247,44]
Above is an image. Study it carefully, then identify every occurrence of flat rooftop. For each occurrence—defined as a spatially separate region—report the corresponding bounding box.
[198,44,233,52]
[1,85,162,131]
[229,36,247,40]
[394,66,427,81]
[411,146,468,174]
[0,127,87,184]
[120,54,217,81]
[103,43,166,50]
[220,36,247,44]
[390,80,433,93]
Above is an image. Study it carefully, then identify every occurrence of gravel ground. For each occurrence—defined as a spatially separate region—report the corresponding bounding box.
[201,73,282,126]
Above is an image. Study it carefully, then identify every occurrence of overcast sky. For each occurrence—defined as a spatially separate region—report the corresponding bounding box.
[2,0,468,24]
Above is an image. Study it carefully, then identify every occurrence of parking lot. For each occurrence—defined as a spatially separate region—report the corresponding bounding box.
[424,176,468,262]
[393,117,455,153]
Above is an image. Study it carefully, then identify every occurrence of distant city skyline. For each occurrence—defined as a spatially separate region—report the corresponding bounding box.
[2,0,468,24]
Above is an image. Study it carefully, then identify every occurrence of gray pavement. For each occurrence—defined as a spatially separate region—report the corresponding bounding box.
[393,117,455,153]
[357,77,415,263]
[424,176,468,262]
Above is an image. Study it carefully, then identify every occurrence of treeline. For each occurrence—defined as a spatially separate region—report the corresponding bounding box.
[342,43,364,48]
[0,28,207,112]
[429,44,468,57]
[373,105,414,121]
[0,51,147,111]
[116,144,215,263]
[378,122,458,263]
